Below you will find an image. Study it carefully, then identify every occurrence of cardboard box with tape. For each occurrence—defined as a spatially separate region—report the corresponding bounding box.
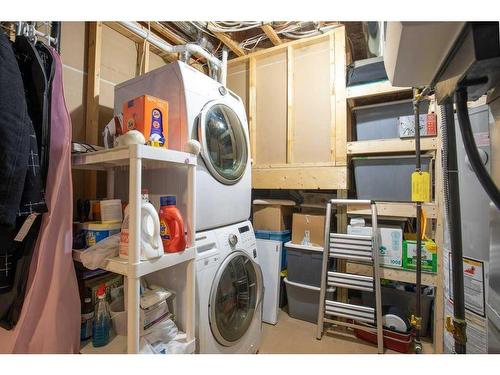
[291,213,326,247]
[252,199,295,231]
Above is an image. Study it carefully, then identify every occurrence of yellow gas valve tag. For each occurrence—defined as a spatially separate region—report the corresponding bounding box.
[411,171,431,202]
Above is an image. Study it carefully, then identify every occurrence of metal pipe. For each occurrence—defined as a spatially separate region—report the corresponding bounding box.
[172,43,222,69]
[413,88,423,353]
[442,99,467,354]
[220,47,228,86]
[118,21,222,71]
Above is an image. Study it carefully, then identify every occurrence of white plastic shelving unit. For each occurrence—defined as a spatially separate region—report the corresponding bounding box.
[73,144,197,354]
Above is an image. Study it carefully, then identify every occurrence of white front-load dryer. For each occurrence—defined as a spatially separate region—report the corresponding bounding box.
[114,61,251,232]
[195,221,263,354]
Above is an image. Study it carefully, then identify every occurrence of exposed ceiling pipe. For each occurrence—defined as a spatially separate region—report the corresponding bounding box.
[220,47,228,87]
[117,21,225,81]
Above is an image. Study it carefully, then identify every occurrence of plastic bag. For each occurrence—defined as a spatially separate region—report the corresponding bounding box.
[79,233,120,269]
[139,319,191,354]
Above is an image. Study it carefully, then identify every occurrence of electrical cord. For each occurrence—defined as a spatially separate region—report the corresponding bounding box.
[455,87,500,209]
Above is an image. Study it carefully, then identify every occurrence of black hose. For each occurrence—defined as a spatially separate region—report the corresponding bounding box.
[442,100,467,354]
[455,87,500,209]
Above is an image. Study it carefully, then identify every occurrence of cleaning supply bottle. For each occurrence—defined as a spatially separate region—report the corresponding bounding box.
[80,295,94,341]
[92,285,111,347]
[119,189,163,260]
[159,196,186,253]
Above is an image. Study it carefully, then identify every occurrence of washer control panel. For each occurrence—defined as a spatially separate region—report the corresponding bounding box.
[216,221,256,253]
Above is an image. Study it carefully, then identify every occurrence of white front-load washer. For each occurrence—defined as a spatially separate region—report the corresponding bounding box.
[114,61,251,231]
[195,220,263,354]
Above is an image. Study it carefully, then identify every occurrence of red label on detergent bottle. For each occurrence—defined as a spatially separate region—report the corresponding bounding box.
[159,196,186,253]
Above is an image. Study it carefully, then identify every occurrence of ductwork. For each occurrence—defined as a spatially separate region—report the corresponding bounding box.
[118,21,225,83]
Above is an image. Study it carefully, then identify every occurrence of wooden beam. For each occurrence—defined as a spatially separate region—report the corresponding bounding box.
[136,41,150,75]
[248,57,257,163]
[347,137,438,155]
[228,29,333,65]
[261,24,282,46]
[252,165,348,190]
[104,21,177,62]
[209,28,246,57]
[333,27,347,166]
[286,45,294,164]
[85,21,102,198]
[144,21,188,45]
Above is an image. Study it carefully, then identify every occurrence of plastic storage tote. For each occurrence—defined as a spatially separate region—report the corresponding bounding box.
[361,285,434,336]
[285,241,324,287]
[352,155,432,202]
[284,278,333,323]
[255,230,291,269]
[354,100,429,141]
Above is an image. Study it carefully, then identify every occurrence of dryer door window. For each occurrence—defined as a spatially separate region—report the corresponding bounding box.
[199,103,248,185]
[209,250,262,346]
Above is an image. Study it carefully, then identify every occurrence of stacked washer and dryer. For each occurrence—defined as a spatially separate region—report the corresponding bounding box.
[114,61,263,354]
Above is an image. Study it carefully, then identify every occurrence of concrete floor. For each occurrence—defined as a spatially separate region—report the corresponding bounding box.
[259,309,434,354]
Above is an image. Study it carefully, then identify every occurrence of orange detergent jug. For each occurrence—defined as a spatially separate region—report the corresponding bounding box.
[159,196,186,253]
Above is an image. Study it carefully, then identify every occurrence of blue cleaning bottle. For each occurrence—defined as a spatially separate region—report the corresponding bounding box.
[92,284,111,347]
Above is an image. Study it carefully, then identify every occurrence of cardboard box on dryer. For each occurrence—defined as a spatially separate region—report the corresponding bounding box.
[122,95,169,147]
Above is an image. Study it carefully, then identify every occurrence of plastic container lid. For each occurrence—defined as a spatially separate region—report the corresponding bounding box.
[160,196,176,206]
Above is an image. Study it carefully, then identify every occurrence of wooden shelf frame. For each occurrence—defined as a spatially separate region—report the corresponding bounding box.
[228,27,348,190]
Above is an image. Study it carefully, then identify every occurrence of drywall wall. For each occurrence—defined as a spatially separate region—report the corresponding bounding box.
[227,61,248,113]
[255,51,287,165]
[60,22,170,201]
[292,39,331,163]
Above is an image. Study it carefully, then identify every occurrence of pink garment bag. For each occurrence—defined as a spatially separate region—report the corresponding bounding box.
[0,47,80,353]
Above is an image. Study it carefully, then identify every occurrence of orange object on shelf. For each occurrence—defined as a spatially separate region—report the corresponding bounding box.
[122,95,169,148]
[159,196,186,253]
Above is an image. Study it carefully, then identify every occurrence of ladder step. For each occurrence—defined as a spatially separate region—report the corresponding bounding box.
[327,271,374,292]
[329,248,373,262]
[330,233,372,242]
[324,300,375,324]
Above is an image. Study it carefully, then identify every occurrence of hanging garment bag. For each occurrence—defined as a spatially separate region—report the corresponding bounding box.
[0,32,49,330]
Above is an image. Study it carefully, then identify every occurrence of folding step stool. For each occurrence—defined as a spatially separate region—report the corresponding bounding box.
[316,199,384,354]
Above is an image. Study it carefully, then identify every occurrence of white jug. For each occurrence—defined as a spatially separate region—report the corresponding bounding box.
[119,202,163,260]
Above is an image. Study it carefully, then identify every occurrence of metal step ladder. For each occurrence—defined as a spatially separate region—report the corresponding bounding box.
[316,199,384,353]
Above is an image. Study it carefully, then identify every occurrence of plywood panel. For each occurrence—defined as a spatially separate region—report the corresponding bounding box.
[101,24,137,85]
[227,61,248,113]
[292,39,331,163]
[255,52,287,165]
[61,22,87,72]
[149,51,167,71]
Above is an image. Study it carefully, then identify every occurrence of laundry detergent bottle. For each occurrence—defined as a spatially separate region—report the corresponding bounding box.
[119,190,163,260]
[159,196,186,253]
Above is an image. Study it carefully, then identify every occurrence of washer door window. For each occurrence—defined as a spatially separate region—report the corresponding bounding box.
[209,251,261,346]
[199,102,248,185]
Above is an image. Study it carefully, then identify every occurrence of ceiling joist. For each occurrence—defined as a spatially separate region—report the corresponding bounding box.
[207,27,246,57]
[261,24,282,46]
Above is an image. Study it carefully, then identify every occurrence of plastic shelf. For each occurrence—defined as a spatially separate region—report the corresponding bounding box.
[72,144,197,171]
[73,246,196,278]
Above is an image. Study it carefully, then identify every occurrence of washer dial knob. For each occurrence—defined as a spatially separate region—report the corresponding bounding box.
[228,233,238,247]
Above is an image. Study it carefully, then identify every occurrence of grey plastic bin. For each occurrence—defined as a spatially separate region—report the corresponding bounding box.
[284,278,333,323]
[354,100,430,141]
[285,242,324,287]
[360,286,434,336]
[353,155,432,202]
